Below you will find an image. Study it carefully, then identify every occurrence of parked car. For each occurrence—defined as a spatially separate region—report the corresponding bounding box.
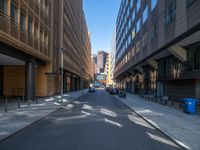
[110,88,119,95]
[106,87,111,92]
[89,87,95,92]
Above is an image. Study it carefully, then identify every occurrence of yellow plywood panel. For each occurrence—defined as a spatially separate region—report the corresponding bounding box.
[3,66,25,97]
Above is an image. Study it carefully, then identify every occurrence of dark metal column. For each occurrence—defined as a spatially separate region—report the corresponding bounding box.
[25,61,35,101]
[63,73,67,93]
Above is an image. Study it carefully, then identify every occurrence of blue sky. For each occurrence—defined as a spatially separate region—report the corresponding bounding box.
[83,0,121,54]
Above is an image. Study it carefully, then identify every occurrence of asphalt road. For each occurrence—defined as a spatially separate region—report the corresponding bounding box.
[0,89,180,150]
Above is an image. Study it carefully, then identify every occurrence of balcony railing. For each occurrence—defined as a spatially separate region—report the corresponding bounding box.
[28,0,35,11]
[28,32,34,47]
[0,11,9,33]
[35,2,39,16]
[20,27,27,44]
[0,10,49,59]
[10,19,20,39]
[34,36,39,50]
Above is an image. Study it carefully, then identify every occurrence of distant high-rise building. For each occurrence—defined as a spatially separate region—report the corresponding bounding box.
[97,50,108,74]
[91,54,97,79]
[110,28,116,86]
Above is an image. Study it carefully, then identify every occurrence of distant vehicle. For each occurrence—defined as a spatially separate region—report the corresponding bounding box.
[100,86,105,89]
[89,87,95,92]
[106,87,111,92]
[110,88,119,95]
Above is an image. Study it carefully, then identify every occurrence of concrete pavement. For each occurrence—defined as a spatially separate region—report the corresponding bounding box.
[0,89,88,141]
[0,89,180,150]
[115,93,200,150]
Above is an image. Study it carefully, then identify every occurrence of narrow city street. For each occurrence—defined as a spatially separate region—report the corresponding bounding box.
[0,89,180,150]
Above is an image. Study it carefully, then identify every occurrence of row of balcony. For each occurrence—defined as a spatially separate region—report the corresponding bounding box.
[0,11,49,57]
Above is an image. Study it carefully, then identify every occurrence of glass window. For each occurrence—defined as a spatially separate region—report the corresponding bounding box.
[136,40,140,52]
[128,19,131,29]
[142,6,148,24]
[128,34,131,45]
[130,0,134,8]
[132,9,135,22]
[132,46,135,57]
[151,21,157,39]
[28,16,32,35]
[142,32,147,47]
[20,10,25,31]
[164,0,176,27]
[136,0,140,13]
[151,0,158,10]
[10,0,18,22]
[186,0,196,8]
[0,0,5,13]
[136,18,141,33]
[132,28,135,40]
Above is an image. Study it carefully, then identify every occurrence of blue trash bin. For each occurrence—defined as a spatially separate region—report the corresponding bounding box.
[183,98,196,114]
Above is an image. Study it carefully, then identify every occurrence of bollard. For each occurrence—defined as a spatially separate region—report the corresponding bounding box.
[28,96,31,107]
[28,100,30,107]
[5,97,8,112]
[18,97,20,109]
[35,98,38,104]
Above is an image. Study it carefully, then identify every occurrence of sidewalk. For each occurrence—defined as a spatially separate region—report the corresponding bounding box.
[0,89,88,141]
[115,93,200,150]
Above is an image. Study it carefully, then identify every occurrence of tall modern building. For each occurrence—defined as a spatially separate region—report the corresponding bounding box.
[110,28,116,86]
[55,0,91,93]
[91,54,97,79]
[0,0,91,100]
[97,50,108,74]
[115,0,200,100]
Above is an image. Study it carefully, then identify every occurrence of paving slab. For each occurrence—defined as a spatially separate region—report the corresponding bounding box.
[0,89,88,141]
[115,93,200,150]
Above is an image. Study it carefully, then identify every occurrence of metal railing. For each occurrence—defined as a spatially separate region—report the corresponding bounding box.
[0,10,48,56]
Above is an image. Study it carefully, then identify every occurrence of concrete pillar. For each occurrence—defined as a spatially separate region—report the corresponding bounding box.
[25,61,35,101]
[75,78,80,90]
[157,81,165,97]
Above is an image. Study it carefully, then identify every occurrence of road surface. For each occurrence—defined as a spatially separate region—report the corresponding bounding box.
[0,89,180,150]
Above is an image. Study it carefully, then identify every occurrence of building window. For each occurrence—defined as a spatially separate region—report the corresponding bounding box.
[136,18,141,33]
[136,40,141,53]
[132,28,135,40]
[20,10,25,31]
[142,32,147,47]
[132,9,136,22]
[130,0,133,8]
[132,46,135,57]
[142,6,148,24]
[0,0,6,14]
[128,19,131,29]
[151,21,157,39]
[28,16,32,35]
[151,0,158,10]
[186,0,196,8]
[187,46,200,71]
[164,0,176,27]
[136,0,141,13]
[128,34,131,46]
[10,0,18,23]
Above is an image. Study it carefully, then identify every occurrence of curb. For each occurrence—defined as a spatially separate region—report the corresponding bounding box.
[0,92,87,143]
[114,95,187,150]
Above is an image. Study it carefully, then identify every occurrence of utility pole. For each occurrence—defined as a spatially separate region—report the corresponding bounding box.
[60,48,65,103]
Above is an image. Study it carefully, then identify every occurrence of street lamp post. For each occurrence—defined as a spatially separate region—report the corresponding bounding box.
[60,48,66,103]
[81,67,84,96]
